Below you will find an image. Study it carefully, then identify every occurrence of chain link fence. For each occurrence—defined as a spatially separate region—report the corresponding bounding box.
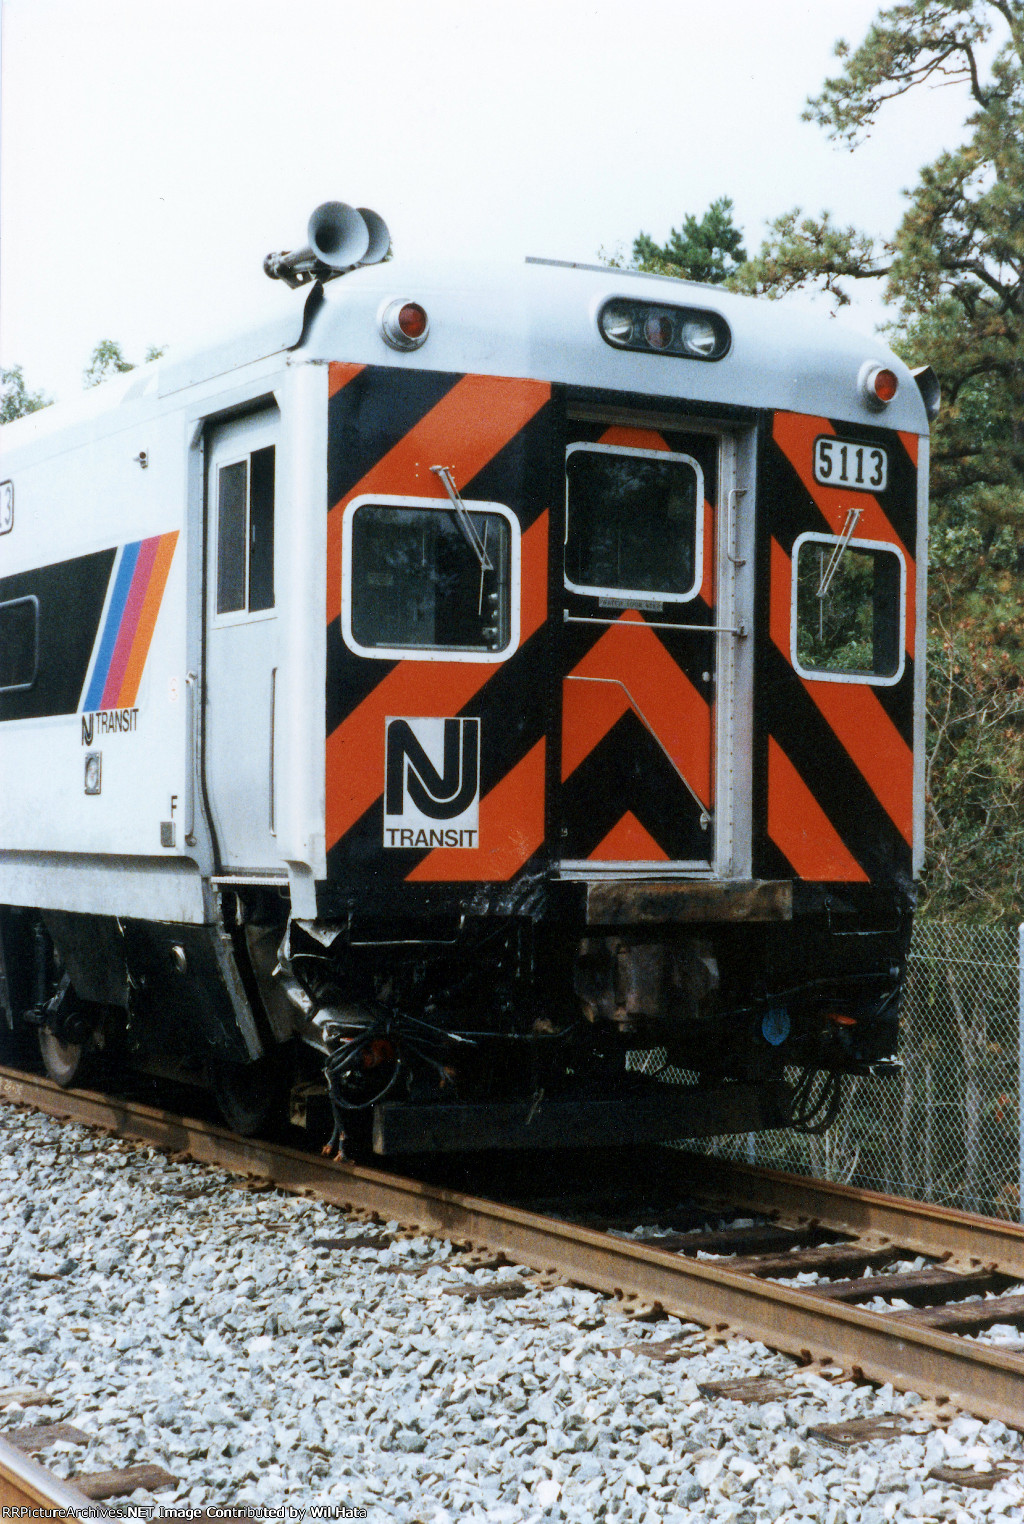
[645,921,1023,1222]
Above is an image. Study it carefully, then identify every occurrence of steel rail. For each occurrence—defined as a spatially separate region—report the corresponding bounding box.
[2,1067,1024,1428]
[0,1431,92,1521]
[664,1154,1024,1279]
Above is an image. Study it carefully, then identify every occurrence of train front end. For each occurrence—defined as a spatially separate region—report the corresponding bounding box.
[290,250,930,1154]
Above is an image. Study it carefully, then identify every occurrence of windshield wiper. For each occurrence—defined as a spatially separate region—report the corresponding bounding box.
[817,507,861,599]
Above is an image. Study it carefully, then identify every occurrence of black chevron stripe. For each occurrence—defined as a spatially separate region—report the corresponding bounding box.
[326,366,463,509]
[759,645,913,886]
[559,710,711,863]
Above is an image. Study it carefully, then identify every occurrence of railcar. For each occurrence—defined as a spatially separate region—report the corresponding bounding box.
[0,203,937,1152]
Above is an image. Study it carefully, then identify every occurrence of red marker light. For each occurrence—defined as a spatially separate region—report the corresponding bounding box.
[398,303,427,339]
[860,362,899,409]
[380,298,430,350]
[872,368,898,403]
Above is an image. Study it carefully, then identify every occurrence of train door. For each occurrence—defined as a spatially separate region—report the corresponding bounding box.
[204,410,280,869]
[557,418,722,875]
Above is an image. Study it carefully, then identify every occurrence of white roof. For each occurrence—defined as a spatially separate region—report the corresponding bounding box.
[2,257,929,443]
[298,255,929,432]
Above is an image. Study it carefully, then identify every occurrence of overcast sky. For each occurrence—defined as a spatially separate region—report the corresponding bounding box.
[1,0,981,403]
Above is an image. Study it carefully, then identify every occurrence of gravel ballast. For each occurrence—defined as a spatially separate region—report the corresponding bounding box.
[2,1101,1024,1522]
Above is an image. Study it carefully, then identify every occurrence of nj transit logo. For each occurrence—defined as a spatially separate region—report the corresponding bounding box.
[384,717,480,849]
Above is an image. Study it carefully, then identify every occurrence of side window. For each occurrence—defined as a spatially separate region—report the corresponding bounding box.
[342,496,519,661]
[792,534,905,685]
[0,596,38,693]
[215,445,275,615]
[565,443,703,601]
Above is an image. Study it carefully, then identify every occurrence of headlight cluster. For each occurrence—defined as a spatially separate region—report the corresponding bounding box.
[598,299,730,361]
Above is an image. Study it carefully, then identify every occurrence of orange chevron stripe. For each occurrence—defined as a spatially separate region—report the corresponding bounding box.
[597,426,669,450]
[770,535,792,654]
[773,411,915,658]
[326,512,548,851]
[328,362,365,398]
[562,613,712,807]
[327,374,551,625]
[768,739,869,881]
[326,662,492,851]
[770,537,913,846]
[588,810,669,863]
[405,739,546,882]
[802,680,913,846]
[519,508,549,646]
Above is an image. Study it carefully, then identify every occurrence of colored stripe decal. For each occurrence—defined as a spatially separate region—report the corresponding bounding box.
[327,373,551,626]
[405,739,546,882]
[588,810,670,863]
[770,537,913,846]
[83,542,141,712]
[116,531,179,707]
[101,536,160,708]
[562,613,712,807]
[772,411,916,658]
[82,534,178,711]
[325,512,548,851]
[767,738,869,881]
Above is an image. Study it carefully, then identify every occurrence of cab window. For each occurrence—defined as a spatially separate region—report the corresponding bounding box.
[793,534,904,684]
[344,496,517,660]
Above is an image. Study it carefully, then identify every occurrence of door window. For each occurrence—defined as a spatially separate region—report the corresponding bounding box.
[565,443,704,602]
[215,446,275,616]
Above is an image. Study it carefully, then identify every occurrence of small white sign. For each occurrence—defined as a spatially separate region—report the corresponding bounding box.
[0,482,13,535]
[384,716,480,849]
[813,438,888,493]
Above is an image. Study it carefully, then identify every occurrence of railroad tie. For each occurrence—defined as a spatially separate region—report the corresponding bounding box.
[891,1291,1024,1336]
[635,1224,824,1256]
[720,1242,897,1280]
[72,1464,180,1500]
[802,1266,1007,1306]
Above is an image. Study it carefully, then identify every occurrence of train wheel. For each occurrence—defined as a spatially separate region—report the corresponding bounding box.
[212,1054,285,1136]
[38,1027,87,1088]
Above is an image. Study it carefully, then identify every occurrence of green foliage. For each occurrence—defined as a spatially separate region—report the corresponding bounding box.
[0,365,51,424]
[630,197,748,284]
[728,209,889,306]
[84,339,166,389]
[804,0,1021,145]
[923,572,1024,918]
